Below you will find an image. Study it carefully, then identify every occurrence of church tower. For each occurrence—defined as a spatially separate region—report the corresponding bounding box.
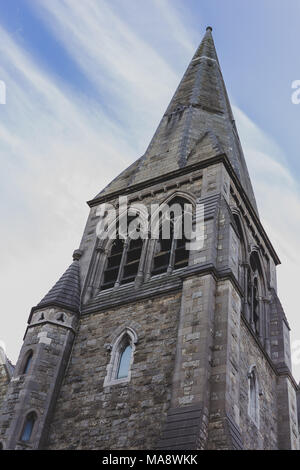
[0,27,299,450]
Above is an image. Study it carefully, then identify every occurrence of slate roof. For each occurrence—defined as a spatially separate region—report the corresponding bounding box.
[92,27,258,215]
[33,254,81,315]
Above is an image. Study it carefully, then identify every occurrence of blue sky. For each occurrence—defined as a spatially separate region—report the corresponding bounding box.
[1,0,300,379]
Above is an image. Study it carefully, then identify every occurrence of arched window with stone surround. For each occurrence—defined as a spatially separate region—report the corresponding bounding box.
[101,215,144,291]
[104,327,137,386]
[151,196,191,276]
[248,251,265,340]
[248,365,260,426]
[20,412,37,443]
[117,342,132,379]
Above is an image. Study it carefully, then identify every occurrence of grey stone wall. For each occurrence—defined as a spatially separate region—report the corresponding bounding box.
[239,321,278,450]
[0,365,10,411]
[46,292,182,450]
[0,307,77,449]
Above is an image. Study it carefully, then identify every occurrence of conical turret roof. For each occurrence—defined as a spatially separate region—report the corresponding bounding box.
[32,251,81,314]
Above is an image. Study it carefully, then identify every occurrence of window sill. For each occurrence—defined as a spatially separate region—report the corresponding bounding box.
[103,376,131,387]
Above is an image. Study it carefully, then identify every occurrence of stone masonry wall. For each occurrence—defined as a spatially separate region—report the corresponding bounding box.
[46,292,182,450]
[239,321,278,450]
[0,366,10,411]
[0,307,77,449]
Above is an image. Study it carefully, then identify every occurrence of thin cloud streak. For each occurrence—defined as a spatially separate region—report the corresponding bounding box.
[1,1,299,383]
[34,0,180,142]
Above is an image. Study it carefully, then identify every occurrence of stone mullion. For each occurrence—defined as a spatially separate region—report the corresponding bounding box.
[84,247,102,301]
[242,263,250,322]
[92,247,107,296]
[144,239,156,281]
[167,236,177,274]
[114,238,130,288]
[249,279,255,331]
[135,238,149,286]
[263,298,271,355]
[258,297,264,344]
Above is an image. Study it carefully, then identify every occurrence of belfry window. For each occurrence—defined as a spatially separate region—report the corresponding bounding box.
[102,239,124,290]
[22,351,33,375]
[232,214,247,288]
[101,217,143,291]
[151,197,190,276]
[20,412,36,442]
[152,232,172,275]
[121,238,143,285]
[248,251,264,339]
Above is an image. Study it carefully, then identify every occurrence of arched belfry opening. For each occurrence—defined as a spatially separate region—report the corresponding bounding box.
[248,251,266,342]
[232,212,248,291]
[100,213,145,291]
[151,196,192,276]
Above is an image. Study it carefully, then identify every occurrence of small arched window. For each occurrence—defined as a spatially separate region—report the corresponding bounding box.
[104,328,137,386]
[117,343,132,379]
[22,351,33,375]
[20,412,36,442]
[248,366,259,426]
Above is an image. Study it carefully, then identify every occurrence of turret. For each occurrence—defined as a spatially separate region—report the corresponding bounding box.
[0,250,81,449]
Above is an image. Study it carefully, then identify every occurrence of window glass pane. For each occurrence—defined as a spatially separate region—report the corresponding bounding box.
[23,353,33,374]
[102,239,124,290]
[21,416,35,442]
[117,345,132,379]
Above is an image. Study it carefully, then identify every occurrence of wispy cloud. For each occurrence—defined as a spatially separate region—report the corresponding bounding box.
[1,0,300,383]
[0,0,190,363]
[33,0,182,145]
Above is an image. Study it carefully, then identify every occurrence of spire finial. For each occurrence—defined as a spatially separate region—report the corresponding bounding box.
[206,26,213,32]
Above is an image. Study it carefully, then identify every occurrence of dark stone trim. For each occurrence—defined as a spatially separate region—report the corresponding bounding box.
[81,263,244,315]
[156,403,203,450]
[87,155,223,206]
[225,414,243,450]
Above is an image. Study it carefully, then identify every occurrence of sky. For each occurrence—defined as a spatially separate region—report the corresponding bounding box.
[0,0,300,380]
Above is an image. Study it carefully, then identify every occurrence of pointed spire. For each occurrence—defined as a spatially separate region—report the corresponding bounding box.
[32,250,82,315]
[93,28,258,214]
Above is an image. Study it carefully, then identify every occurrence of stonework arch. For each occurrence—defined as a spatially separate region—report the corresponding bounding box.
[103,327,138,387]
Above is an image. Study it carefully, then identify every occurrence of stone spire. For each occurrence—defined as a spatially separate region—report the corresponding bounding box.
[32,250,82,315]
[92,27,258,214]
